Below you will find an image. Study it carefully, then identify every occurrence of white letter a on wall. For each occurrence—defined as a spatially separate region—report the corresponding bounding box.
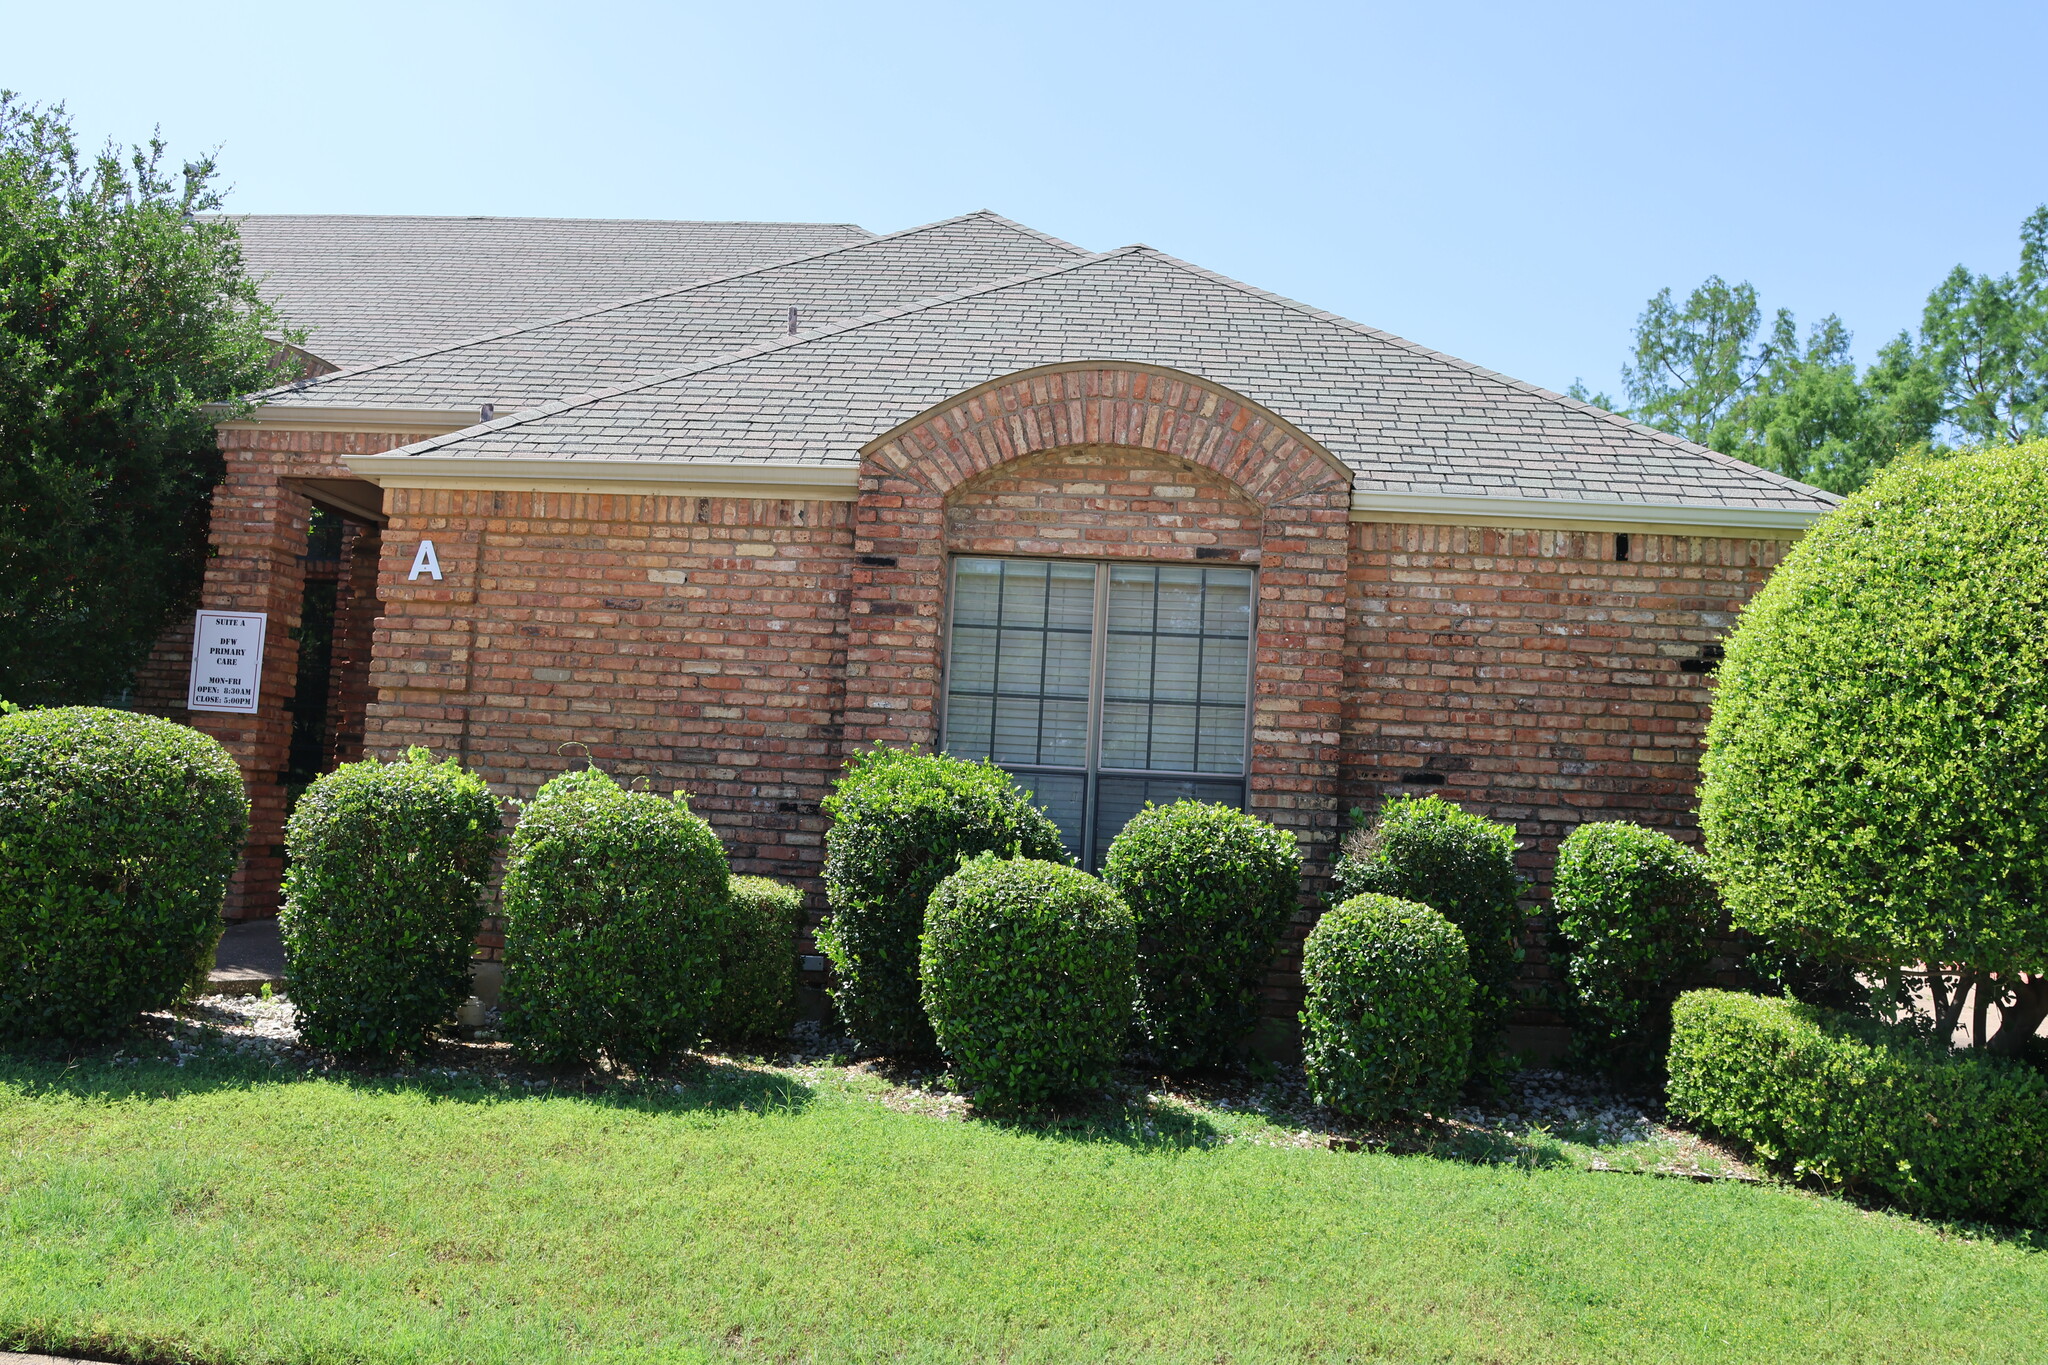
[408,540,444,581]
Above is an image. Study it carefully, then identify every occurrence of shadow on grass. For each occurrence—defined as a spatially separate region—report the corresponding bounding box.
[0,1030,815,1119]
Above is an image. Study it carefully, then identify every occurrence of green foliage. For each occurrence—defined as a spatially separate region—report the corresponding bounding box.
[1551,821,1720,1075]
[0,707,245,1041]
[1099,801,1300,1068]
[818,748,1067,1056]
[1583,204,2048,493]
[1668,991,2048,1227]
[1300,893,1473,1122]
[279,748,502,1059]
[1332,796,1522,1057]
[919,854,1135,1108]
[1919,205,2046,445]
[500,768,730,1069]
[1699,442,2048,1034]
[706,876,801,1044]
[1608,276,1942,495]
[0,95,295,704]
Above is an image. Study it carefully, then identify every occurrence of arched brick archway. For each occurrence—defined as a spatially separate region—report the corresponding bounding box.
[844,362,1354,862]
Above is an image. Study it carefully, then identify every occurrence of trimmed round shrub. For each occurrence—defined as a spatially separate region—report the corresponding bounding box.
[706,876,802,1043]
[819,748,1067,1056]
[280,748,502,1059]
[500,768,730,1069]
[1099,800,1300,1068]
[920,854,1135,1108]
[1700,441,2048,989]
[0,707,246,1042]
[1300,893,1473,1122]
[1551,821,1719,1075]
[1669,990,2048,1227]
[1331,796,1523,1055]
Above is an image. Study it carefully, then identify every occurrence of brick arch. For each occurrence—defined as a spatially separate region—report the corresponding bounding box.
[861,360,1353,504]
[843,363,1355,868]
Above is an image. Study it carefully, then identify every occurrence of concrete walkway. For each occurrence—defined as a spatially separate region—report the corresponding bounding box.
[207,917,284,995]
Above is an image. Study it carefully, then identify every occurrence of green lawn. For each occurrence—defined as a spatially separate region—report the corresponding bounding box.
[2,1040,2043,1365]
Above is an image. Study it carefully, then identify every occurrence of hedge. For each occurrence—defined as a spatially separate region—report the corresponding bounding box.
[706,876,802,1044]
[0,707,246,1042]
[280,748,502,1058]
[1331,796,1522,1057]
[920,854,1136,1108]
[499,768,729,1069]
[1668,990,2048,1226]
[1551,821,1720,1075]
[1099,801,1299,1067]
[819,749,1067,1056]
[1699,440,2048,984]
[1300,893,1473,1122]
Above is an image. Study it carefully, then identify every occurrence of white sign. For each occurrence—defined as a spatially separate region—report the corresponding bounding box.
[187,611,267,713]
[409,540,443,581]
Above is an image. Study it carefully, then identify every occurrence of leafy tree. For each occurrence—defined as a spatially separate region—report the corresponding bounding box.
[0,94,291,705]
[1579,206,2048,493]
[1699,440,2048,1054]
[1620,276,1769,445]
[1918,205,2047,445]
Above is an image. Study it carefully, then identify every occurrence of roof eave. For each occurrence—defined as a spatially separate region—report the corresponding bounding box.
[344,451,1831,532]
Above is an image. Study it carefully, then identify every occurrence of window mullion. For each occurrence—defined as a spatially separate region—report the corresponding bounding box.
[1084,561,1108,870]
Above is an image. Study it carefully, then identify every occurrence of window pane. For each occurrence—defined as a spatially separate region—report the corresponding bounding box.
[943,557,1095,765]
[1093,776,1246,856]
[1010,771,1086,858]
[1101,564,1252,775]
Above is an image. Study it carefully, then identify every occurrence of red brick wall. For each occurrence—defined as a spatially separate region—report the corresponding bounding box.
[159,382,1800,1033]
[1339,520,1790,1024]
[365,487,857,956]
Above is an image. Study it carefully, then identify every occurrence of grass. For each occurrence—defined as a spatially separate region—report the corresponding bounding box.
[2,1032,2045,1364]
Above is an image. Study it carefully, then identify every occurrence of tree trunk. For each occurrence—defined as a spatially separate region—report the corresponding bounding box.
[1988,974,2048,1055]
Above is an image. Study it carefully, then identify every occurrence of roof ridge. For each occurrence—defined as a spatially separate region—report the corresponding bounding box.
[392,247,1142,458]
[1123,247,1841,507]
[253,210,1081,404]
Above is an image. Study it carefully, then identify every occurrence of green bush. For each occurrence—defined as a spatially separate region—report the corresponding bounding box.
[1552,821,1720,1074]
[706,876,801,1043]
[920,854,1136,1108]
[1332,796,1523,1056]
[0,707,246,1042]
[1699,440,2048,1051]
[819,749,1068,1056]
[280,748,502,1059]
[1300,893,1473,1122]
[500,768,730,1069]
[1669,991,2048,1227]
[1099,800,1299,1067]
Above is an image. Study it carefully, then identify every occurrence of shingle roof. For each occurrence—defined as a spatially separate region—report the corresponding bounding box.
[381,245,1837,514]
[258,212,1087,412]
[228,214,873,367]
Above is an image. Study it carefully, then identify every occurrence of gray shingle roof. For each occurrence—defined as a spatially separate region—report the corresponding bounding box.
[228,214,873,367]
[381,245,1837,514]
[258,213,1086,412]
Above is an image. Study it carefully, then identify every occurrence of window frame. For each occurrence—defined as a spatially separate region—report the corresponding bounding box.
[936,552,1259,868]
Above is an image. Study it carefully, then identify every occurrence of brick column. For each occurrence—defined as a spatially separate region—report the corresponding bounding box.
[184,449,311,919]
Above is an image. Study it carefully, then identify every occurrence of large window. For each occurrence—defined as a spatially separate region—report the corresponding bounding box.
[941,556,1254,866]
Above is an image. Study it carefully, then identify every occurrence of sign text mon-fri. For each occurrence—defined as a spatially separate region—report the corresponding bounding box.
[186,612,267,713]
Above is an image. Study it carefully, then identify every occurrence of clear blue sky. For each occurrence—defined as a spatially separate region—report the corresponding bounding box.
[10,1,2046,396]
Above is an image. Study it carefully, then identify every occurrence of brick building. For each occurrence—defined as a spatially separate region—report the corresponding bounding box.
[142,212,1833,991]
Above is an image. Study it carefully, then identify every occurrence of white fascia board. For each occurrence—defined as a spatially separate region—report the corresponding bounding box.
[1348,488,1828,534]
[345,453,861,500]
